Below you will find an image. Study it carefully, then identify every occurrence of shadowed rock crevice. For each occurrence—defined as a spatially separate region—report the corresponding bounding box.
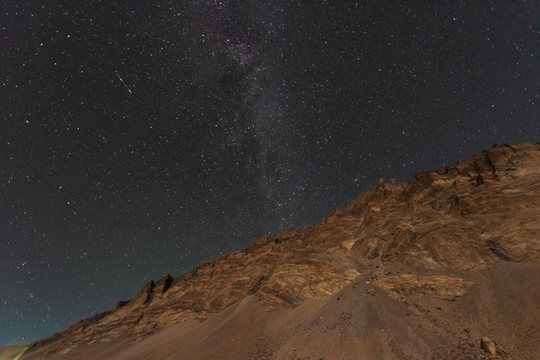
[250,275,268,294]
[141,281,155,305]
[162,274,173,294]
[486,240,512,262]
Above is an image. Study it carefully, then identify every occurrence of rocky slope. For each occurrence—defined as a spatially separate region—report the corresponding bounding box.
[20,143,540,359]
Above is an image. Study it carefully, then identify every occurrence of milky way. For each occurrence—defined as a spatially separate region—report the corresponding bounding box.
[0,1,538,345]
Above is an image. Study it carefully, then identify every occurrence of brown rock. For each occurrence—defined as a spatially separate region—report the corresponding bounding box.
[373,274,472,300]
[480,337,497,355]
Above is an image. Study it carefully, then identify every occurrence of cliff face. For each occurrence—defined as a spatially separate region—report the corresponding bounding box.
[22,143,540,359]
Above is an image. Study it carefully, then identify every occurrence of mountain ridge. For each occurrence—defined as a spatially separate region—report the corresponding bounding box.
[18,142,540,359]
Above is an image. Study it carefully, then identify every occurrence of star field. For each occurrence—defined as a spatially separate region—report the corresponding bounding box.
[1,1,538,345]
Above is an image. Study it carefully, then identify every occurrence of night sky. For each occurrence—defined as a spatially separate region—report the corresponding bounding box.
[1,0,538,346]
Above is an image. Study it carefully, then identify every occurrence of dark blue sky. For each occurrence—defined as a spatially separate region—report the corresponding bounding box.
[1,0,538,345]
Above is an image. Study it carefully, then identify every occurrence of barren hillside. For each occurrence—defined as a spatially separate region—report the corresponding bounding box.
[18,143,540,360]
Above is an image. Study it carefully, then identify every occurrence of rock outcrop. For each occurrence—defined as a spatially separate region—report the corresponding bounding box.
[20,143,540,360]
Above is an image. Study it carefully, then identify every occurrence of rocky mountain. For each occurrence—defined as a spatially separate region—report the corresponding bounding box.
[18,143,540,359]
